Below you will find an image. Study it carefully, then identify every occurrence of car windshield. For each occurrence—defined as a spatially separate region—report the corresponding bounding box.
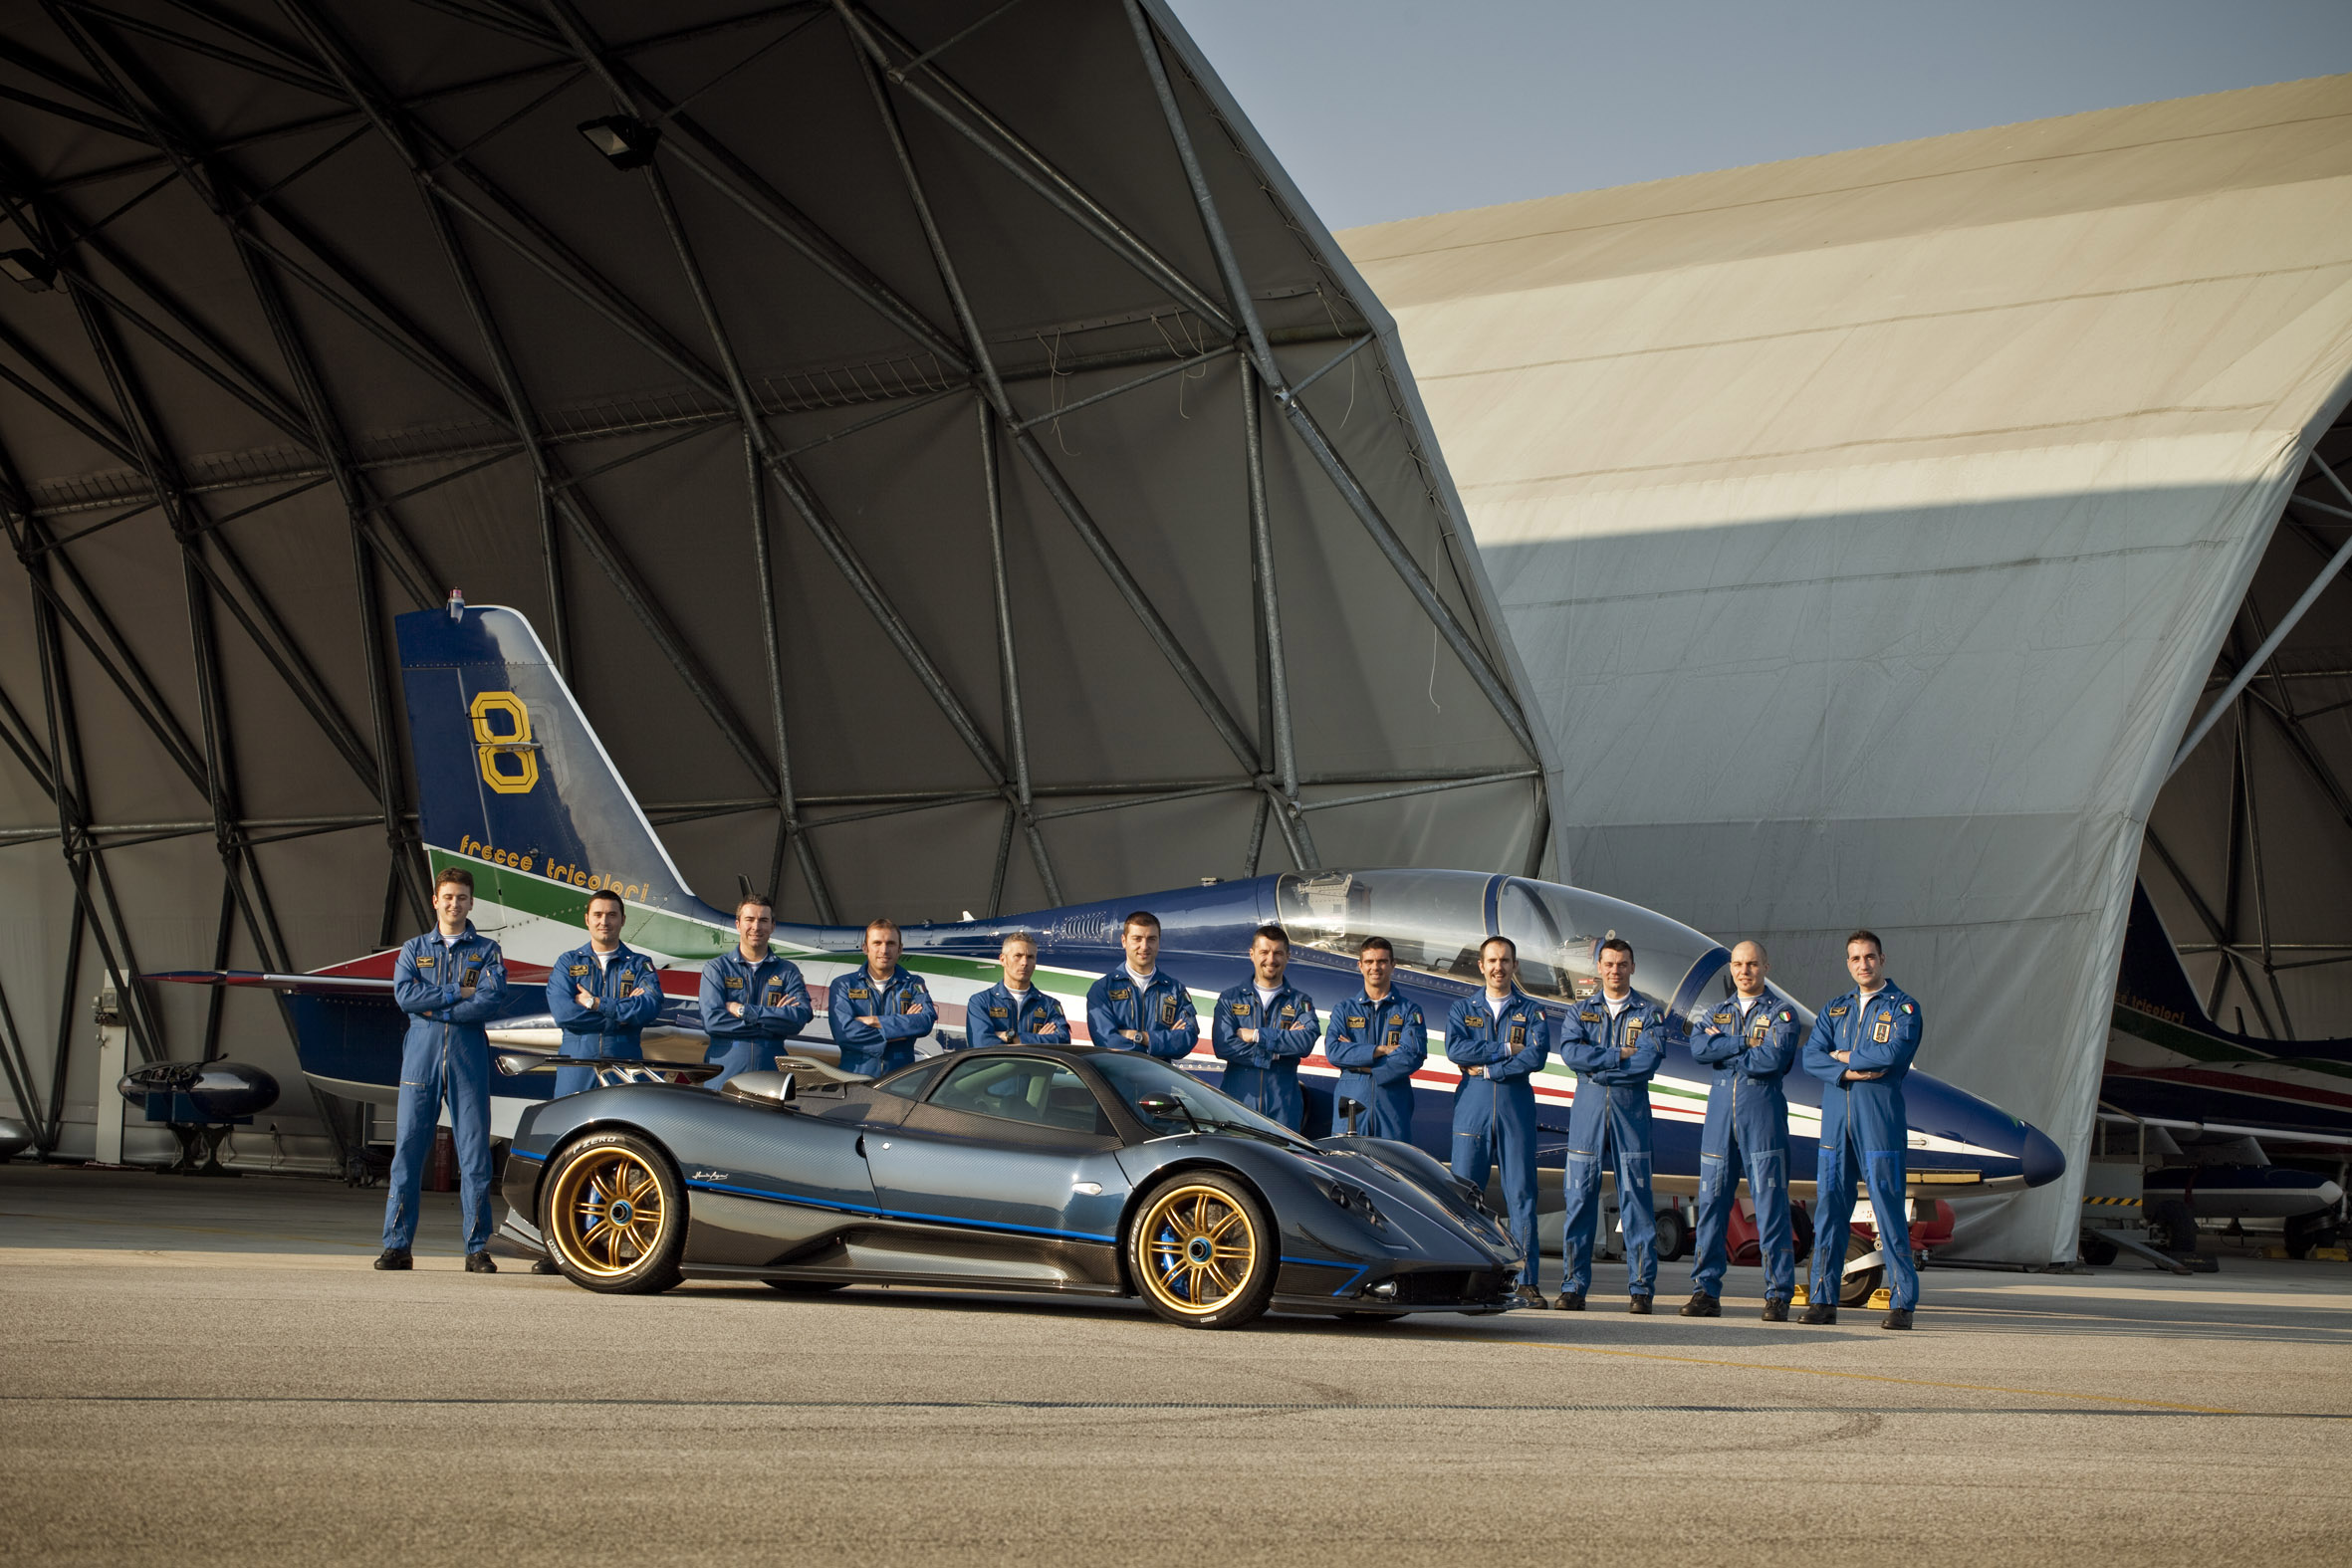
[1275,869,1731,1018]
[1089,1053,1310,1146]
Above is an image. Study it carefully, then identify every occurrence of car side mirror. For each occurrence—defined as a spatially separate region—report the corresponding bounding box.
[1337,1096,1365,1136]
[1135,1093,1181,1119]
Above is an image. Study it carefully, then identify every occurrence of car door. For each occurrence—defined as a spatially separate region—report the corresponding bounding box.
[859,1055,1132,1271]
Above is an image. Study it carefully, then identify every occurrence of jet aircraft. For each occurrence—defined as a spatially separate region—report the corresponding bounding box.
[157,602,2066,1263]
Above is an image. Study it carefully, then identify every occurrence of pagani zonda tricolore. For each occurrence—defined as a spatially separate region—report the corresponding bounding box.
[499,1045,1521,1327]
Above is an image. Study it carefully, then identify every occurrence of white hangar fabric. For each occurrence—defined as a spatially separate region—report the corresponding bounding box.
[1341,77,2352,1260]
[0,0,1547,1167]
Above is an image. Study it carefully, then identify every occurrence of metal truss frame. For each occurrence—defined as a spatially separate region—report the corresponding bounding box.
[0,0,1554,1150]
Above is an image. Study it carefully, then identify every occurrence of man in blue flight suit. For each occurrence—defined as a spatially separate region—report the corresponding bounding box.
[1324,936,1426,1141]
[378,866,509,1274]
[1085,911,1199,1059]
[1555,937,1670,1313]
[826,919,937,1076]
[961,931,1069,1047]
[547,889,664,1100]
[1211,924,1321,1129]
[1447,934,1551,1309]
[699,892,812,1088]
[1682,940,1801,1321]
[1801,928,1924,1330]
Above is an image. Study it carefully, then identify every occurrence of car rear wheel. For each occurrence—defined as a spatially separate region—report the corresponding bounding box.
[541,1132,685,1294]
[1128,1173,1278,1329]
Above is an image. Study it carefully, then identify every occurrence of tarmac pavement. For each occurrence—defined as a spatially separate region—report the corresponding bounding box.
[3,1163,2347,1565]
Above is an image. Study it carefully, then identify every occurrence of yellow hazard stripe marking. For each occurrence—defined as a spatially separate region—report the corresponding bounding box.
[2081,1195,2143,1206]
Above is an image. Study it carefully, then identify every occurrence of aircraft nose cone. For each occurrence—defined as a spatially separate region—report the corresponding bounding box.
[2020,1124,2066,1188]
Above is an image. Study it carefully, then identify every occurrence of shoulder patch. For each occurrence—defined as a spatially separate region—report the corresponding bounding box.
[1827,1005,1848,1016]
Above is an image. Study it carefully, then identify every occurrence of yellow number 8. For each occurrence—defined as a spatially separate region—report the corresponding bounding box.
[469,690,539,794]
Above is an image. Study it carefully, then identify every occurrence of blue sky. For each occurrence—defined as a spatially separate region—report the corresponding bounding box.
[1163,0,2352,229]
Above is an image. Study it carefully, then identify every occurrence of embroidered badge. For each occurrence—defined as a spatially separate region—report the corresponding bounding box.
[1160,998,1181,1026]
[1509,1024,1526,1046]
[568,964,587,977]
[1108,988,1129,1001]
[1873,1016,1893,1044]
[1827,1005,1849,1016]
[723,977,744,989]
[1713,1010,1734,1025]
[417,955,435,968]
[1578,1010,1599,1023]
[989,1007,1009,1018]
[1347,1015,1366,1029]
[846,987,868,1000]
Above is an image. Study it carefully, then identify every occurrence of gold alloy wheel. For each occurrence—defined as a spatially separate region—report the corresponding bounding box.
[1137,1183,1259,1317]
[549,1145,668,1277]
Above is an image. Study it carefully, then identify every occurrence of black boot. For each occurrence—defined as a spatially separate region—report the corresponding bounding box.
[1626,1293,1653,1315]
[372,1247,412,1271]
[1761,1298,1790,1322]
[1552,1291,1584,1311]
[1509,1283,1548,1309]
[1799,1301,1837,1325]
[531,1257,562,1275]
[464,1250,497,1273]
[1679,1291,1720,1318]
[1881,1308,1914,1330]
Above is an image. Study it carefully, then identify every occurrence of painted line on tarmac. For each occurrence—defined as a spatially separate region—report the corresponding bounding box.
[1,1395,2344,1420]
[1441,1335,2244,1414]
[0,1209,379,1248]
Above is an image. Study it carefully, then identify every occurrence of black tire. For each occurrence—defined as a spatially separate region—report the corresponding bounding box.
[1789,1203,1815,1264]
[2283,1211,2336,1260]
[1837,1227,1885,1308]
[2147,1198,2200,1256]
[1127,1172,1279,1329]
[1653,1208,1692,1262]
[2077,1229,2119,1266]
[539,1130,686,1294]
[763,1277,849,1294]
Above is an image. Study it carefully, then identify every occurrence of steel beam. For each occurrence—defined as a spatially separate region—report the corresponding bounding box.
[2168,453,2352,778]
[844,22,1258,777]
[980,400,1059,906]
[841,2,1234,336]
[1120,0,1539,765]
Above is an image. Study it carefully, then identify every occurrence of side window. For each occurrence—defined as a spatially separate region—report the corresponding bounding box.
[876,1060,945,1101]
[928,1056,1110,1135]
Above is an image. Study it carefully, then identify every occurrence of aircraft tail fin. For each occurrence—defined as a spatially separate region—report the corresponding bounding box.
[2116,880,2216,1029]
[396,602,715,922]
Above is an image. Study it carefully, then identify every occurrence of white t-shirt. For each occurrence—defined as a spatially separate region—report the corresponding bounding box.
[591,949,614,973]
[1484,993,1508,1022]
[1125,967,1156,991]
[1858,985,1885,1008]
[1005,986,1032,1004]
[1736,993,1764,1021]
[1604,993,1632,1019]
[1254,985,1280,1010]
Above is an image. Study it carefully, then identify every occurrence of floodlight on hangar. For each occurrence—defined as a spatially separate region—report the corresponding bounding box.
[576,114,661,169]
[0,0,1557,1175]
[0,248,55,292]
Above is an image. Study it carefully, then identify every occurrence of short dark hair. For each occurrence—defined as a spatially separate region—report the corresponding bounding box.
[586,887,623,914]
[434,866,474,893]
[1598,937,1633,960]
[735,893,773,916]
[1479,934,1516,959]
[1250,924,1290,949]
[1121,910,1161,936]
[1358,936,1394,959]
[999,930,1037,953]
[865,918,901,941]
[1846,929,1883,957]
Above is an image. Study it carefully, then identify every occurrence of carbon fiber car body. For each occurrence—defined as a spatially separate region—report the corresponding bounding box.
[500,1044,1522,1315]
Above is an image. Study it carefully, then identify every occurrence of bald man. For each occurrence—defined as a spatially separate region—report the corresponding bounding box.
[1682,941,1801,1320]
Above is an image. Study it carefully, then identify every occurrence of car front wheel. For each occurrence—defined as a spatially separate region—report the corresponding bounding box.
[1128,1173,1278,1329]
[540,1131,686,1294]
